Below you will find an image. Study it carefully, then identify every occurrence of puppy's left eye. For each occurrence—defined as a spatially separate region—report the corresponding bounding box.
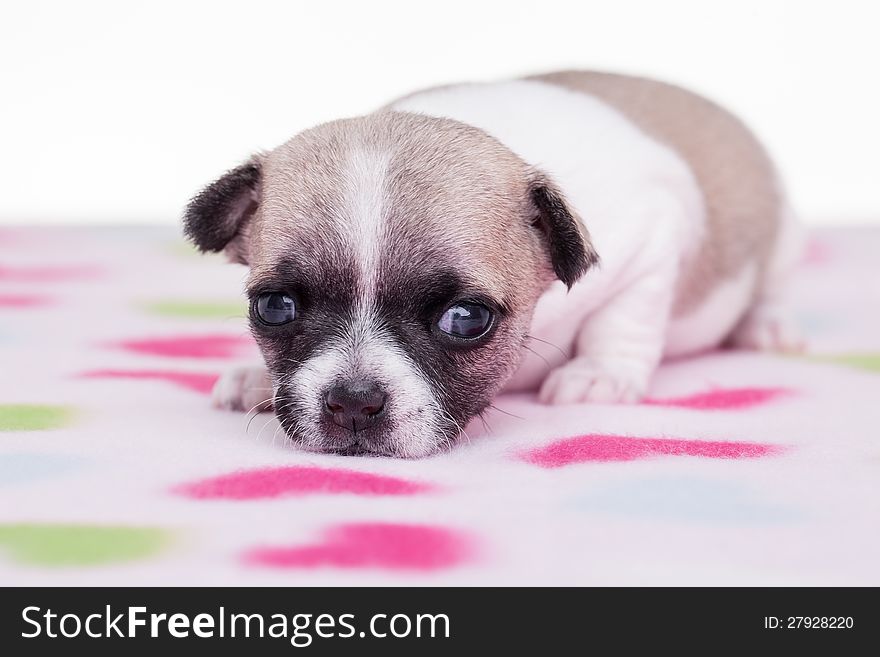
[254,293,296,325]
[437,302,493,339]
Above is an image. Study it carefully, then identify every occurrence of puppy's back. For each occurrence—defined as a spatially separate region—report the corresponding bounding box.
[529,70,785,314]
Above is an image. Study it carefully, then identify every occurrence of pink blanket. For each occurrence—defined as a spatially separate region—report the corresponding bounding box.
[1,225,878,585]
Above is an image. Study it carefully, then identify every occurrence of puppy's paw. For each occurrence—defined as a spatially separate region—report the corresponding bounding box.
[211,366,274,413]
[729,306,805,354]
[538,359,648,405]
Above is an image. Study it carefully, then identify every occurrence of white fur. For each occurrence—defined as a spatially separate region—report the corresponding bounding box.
[392,79,769,401]
[286,307,445,457]
[342,147,389,299]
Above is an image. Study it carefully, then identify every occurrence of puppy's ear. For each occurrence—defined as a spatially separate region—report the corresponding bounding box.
[528,172,599,288]
[183,156,262,264]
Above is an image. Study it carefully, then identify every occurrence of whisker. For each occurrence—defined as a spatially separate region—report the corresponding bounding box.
[270,421,285,448]
[525,334,569,359]
[477,410,493,434]
[245,398,274,433]
[254,414,280,442]
[242,389,274,418]
[437,407,470,446]
[487,403,524,420]
[522,344,552,370]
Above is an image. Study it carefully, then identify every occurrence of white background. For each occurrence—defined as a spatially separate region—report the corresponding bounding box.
[2,0,878,226]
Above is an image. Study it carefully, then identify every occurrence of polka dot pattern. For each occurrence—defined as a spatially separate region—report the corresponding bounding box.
[1,228,878,586]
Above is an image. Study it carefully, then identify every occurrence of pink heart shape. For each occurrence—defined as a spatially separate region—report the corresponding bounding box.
[0,294,52,308]
[521,433,786,467]
[243,523,475,571]
[173,466,435,500]
[107,334,255,358]
[79,369,220,394]
[0,264,101,282]
[643,387,791,410]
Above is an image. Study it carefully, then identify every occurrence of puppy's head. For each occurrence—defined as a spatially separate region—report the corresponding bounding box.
[184,112,597,457]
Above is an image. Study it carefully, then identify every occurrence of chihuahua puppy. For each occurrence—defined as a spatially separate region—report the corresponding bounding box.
[184,70,801,457]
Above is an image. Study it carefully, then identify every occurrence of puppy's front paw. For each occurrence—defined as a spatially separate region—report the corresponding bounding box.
[212,366,274,413]
[538,359,648,405]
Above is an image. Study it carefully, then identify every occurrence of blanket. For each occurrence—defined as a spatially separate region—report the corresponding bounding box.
[1,224,878,585]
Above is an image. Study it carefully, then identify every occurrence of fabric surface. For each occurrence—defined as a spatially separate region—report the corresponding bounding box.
[1,225,878,585]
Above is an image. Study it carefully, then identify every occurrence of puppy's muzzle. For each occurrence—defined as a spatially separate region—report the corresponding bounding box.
[324,379,387,433]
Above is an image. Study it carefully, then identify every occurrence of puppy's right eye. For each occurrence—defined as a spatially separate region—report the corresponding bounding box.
[254,293,296,326]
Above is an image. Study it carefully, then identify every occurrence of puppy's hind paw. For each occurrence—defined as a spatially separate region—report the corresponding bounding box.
[728,306,806,354]
[538,359,648,405]
[211,366,274,413]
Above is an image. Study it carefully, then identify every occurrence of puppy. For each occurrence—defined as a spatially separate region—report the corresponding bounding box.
[184,70,802,457]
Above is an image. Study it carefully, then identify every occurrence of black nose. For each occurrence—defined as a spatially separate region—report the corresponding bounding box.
[324,380,387,432]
